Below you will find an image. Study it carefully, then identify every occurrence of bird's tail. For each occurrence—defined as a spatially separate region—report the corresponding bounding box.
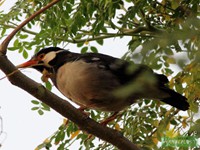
[160,87,189,111]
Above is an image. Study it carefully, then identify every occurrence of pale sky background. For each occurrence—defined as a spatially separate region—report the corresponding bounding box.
[0,1,130,149]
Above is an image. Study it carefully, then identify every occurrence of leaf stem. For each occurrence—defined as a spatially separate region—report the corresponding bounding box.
[0,0,61,55]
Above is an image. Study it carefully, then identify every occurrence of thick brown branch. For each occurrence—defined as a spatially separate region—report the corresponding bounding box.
[0,55,140,150]
[0,0,61,54]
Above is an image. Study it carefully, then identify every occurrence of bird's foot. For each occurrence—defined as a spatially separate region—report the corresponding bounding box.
[100,112,120,126]
[85,134,94,142]
[84,112,121,141]
[78,106,90,117]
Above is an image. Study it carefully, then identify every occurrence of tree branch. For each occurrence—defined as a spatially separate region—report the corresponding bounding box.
[0,0,140,149]
[1,23,154,44]
[0,56,140,150]
[56,28,155,44]
[0,0,61,54]
[1,23,38,35]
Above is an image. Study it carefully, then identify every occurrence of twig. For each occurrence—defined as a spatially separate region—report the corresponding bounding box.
[1,23,38,35]
[155,1,175,11]
[1,23,155,45]
[0,0,61,55]
[0,69,20,80]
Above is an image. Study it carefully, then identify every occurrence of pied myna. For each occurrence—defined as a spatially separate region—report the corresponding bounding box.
[17,47,189,114]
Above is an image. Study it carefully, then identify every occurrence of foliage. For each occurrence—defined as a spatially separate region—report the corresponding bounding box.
[0,0,200,149]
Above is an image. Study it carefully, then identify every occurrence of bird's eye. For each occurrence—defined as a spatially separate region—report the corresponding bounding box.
[38,54,45,60]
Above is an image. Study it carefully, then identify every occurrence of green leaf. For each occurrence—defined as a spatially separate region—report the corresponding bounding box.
[96,39,103,45]
[1,28,6,36]
[31,107,39,111]
[90,46,98,53]
[129,40,140,51]
[101,27,107,33]
[170,119,178,125]
[164,68,174,75]
[19,34,28,39]
[41,102,50,111]
[77,42,84,47]
[23,50,28,59]
[38,109,44,115]
[59,131,65,141]
[31,100,40,105]
[196,119,200,124]
[58,143,65,150]
[189,119,200,135]
[8,47,18,51]
[45,81,52,91]
[165,48,174,55]
[27,22,32,29]
[13,39,19,47]
[55,132,61,144]
[19,47,23,53]
[189,101,199,113]
[81,47,88,53]
[41,107,50,111]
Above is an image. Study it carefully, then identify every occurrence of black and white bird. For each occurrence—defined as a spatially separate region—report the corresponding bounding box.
[17,47,189,112]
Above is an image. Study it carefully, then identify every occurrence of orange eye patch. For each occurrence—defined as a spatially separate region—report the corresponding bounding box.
[37,54,45,60]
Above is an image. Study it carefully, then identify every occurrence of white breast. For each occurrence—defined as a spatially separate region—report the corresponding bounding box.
[56,60,120,108]
[56,61,86,104]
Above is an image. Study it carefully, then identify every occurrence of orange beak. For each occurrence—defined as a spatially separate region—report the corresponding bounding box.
[16,60,39,68]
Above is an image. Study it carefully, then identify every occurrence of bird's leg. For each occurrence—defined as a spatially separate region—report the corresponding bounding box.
[85,112,121,141]
[78,106,90,117]
[78,106,87,111]
[100,112,120,126]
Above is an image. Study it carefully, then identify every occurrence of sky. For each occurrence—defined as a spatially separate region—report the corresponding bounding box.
[0,1,130,149]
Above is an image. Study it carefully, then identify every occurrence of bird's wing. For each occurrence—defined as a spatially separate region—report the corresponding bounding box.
[77,53,164,85]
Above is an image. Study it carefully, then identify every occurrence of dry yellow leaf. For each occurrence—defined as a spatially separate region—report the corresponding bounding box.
[70,130,80,140]
[63,118,69,126]
[85,41,89,45]
[152,137,159,145]
[182,119,187,128]
[115,123,121,131]
[43,138,50,144]
[54,141,60,145]
[152,120,159,127]
[181,116,189,119]
[166,123,170,130]
[165,128,179,138]
[166,57,176,64]
[165,15,171,21]
[165,110,171,116]
[0,0,6,6]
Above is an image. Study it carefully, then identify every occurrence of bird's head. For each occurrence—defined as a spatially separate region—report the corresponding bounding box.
[16,47,66,73]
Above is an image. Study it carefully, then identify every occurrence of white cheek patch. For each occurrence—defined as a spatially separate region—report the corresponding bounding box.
[42,50,64,66]
[91,57,100,61]
[42,51,57,66]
